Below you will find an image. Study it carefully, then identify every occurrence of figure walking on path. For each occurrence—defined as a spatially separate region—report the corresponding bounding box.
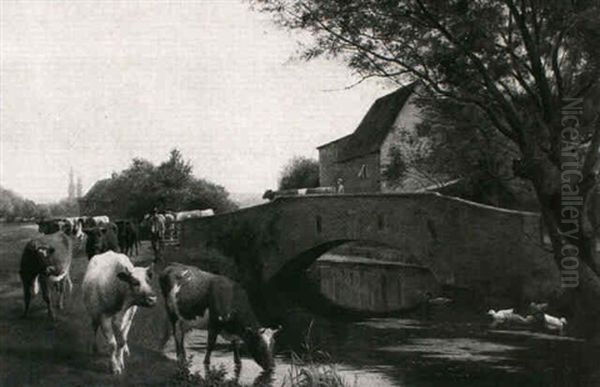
[148,208,165,263]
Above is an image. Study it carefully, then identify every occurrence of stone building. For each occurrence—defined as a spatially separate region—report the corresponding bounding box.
[317,83,420,193]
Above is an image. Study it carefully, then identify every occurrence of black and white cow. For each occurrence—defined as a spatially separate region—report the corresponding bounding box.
[159,263,279,371]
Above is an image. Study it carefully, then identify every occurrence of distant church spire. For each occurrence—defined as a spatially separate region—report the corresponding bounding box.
[68,168,76,199]
[76,176,83,198]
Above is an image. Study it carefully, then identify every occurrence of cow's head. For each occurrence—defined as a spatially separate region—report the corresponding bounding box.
[117,264,157,307]
[243,326,280,371]
[84,227,107,257]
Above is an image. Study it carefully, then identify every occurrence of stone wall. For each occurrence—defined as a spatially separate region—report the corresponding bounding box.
[312,258,439,313]
[318,142,380,193]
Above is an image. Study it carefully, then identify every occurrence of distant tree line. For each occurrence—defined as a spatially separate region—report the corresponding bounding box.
[0,186,79,222]
[81,149,238,221]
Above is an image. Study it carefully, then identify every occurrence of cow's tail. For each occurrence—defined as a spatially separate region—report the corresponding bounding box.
[32,275,40,295]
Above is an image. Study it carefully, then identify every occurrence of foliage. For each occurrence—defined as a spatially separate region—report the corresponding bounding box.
[279,157,320,190]
[0,186,79,221]
[254,0,600,322]
[82,148,238,220]
[381,146,408,187]
[0,186,37,220]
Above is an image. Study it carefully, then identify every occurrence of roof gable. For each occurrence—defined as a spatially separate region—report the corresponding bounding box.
[319,83,416,162]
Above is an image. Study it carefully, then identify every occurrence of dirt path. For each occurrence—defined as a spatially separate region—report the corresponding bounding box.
[0,224,178,386]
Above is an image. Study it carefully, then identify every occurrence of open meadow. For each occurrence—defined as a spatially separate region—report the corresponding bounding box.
[0,223,177,386]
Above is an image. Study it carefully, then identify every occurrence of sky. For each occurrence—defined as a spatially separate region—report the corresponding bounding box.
[1,0,390,203]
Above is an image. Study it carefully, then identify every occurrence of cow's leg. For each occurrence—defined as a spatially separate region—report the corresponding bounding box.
[100,315,121,374]
[66,272,73,297]
[172,318,187,363]
[232,340,242,367]
[91,317,100,354]
[40,276,54,321]
[20,272,35,318]
[56,280,65,310]
[111,317,127,371]
[203,328,218,366]
[151,237,159,261]
[120,306,137,357]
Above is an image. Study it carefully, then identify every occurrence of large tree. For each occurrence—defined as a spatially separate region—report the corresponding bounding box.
[254,0,600,329]
[82,149,237,219]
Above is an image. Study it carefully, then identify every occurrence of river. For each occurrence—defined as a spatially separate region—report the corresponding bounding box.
[163,305,598,386]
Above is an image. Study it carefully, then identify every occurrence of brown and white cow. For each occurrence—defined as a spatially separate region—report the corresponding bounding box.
[20,231,74,320]
[159,263,280,371]
[82,251,157,374]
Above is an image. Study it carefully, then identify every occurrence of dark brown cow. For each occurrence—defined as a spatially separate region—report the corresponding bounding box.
[115,220,140,256]
[159,263,279,371]
[84,222,120,260]
[37,218,65,235]
[20,231,73,320]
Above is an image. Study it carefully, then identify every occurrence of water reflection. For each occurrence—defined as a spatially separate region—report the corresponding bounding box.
[163,310,600,387]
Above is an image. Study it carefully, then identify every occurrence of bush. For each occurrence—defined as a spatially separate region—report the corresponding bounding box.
[278,157,319,190]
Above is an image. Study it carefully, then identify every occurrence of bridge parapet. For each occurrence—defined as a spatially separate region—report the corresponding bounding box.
[176,193,557,302]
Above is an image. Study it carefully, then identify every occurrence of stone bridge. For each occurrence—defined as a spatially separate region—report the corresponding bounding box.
[167,192,559,303]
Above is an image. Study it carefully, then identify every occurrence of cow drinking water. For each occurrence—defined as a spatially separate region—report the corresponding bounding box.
[159,263,279,371]
[20,231,74,320]
[82,251,157,374]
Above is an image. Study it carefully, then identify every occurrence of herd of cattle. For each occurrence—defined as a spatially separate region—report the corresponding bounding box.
[19,210,280,375]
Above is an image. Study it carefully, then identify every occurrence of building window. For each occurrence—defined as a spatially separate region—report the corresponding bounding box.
[358,164,368,179]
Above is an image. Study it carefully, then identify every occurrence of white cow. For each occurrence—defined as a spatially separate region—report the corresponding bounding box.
[92,215,110,225]
[82,251,157,374]
[175,209,215,221]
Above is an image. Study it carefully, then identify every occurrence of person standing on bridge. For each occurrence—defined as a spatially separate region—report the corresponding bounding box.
[336,178,345,193]
[149,208,166,262]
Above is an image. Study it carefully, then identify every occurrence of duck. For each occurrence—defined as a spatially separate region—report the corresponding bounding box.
[487,308,533,327]
[543,313,567,335]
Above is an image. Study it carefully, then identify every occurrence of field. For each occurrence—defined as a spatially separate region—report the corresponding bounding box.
[0,223,177,386]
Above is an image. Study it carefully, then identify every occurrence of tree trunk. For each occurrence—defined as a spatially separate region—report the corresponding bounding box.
[533,157,600,338]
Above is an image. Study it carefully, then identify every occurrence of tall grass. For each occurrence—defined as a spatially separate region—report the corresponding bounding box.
[281,321,355,387]
[170,358,248,387]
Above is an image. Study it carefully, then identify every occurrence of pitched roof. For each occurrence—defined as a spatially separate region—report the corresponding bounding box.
[318,82,416,162]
